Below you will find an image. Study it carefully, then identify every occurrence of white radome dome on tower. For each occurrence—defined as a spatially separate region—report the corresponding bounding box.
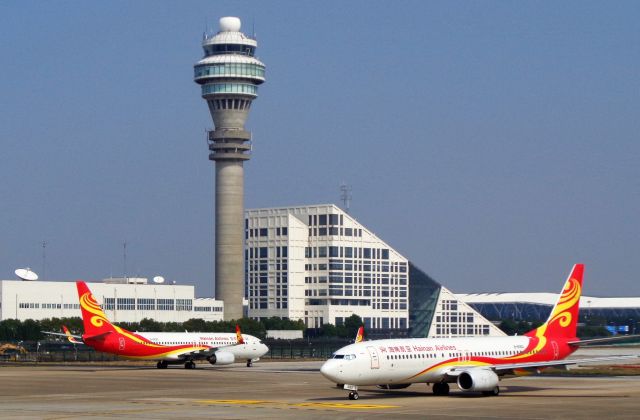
[219,16,241,32]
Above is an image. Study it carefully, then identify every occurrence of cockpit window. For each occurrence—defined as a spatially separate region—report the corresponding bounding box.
[332,354,356,360]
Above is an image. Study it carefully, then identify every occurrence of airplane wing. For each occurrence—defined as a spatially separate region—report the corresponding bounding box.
[444,355,640,377]
[567,334,640,346]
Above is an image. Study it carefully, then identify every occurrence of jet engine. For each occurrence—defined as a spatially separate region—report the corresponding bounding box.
[207,351,235,365]
[456,369,499,392]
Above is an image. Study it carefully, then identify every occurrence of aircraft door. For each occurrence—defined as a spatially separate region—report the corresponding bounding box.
[366,346,380,369]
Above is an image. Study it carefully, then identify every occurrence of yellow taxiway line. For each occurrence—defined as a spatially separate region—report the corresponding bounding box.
[195,399,398,410]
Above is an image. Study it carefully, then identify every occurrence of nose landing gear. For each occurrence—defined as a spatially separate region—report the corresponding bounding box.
[348,391,359,400]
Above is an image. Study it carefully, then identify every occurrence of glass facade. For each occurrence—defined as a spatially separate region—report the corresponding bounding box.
[195,63,265,79]
[408,263,440,337]
[201,83,258,96]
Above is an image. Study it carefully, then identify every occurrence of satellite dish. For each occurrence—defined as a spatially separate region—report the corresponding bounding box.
[153,276,165,284]
[15,268,38,281]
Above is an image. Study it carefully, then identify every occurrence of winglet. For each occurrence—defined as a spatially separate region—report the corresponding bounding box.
[235,324,245,344]
[62,325,83,344]
[355,326,364,343]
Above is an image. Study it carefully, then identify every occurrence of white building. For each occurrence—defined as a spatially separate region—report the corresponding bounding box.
[245,204,408,330]
[245,204,504,337]
[0,278,224,323]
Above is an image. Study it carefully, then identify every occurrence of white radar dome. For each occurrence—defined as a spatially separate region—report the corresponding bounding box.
[220,16,241,32]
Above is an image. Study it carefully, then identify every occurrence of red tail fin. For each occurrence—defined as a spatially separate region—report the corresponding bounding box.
[526,264,584,339]
[355,326,364,343]
[235,324,245,344]
[76,281,115,336]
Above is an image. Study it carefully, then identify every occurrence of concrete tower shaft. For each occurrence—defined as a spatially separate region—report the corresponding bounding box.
[194,17,265,320]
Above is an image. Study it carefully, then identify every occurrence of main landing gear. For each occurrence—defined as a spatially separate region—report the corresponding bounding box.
[432,382,450,396]
[184,360,196,369]
[156,361,168,369]
[348,391,359,400]
[482,386,500,396]
[246,360,253,367]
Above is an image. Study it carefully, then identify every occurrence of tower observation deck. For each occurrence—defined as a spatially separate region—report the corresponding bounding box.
[194,17,265,320]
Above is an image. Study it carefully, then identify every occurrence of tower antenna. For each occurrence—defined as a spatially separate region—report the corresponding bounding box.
[123,240,127,280]
[340,182,352,214]
[41,240,47,281]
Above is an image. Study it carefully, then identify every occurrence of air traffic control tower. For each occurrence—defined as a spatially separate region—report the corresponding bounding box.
[194,17,266,320]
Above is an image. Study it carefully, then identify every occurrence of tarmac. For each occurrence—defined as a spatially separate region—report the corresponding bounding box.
[1,359,639,419]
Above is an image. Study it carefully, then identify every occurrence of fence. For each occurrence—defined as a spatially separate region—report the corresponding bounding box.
[1,339,351,363]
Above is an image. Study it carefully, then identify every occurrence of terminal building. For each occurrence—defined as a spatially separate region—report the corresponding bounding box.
[245,204,505,337]
[0,278,224,323]
[457,293,640,331]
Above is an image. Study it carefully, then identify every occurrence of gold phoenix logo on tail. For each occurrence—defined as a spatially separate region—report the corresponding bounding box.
[547,277,581,328]
[355,326,365,343]
[79,292,110,329]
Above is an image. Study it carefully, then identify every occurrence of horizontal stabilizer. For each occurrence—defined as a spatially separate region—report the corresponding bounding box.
[42,330,83,343]
[568,334,640,346]
[83,331,112,342]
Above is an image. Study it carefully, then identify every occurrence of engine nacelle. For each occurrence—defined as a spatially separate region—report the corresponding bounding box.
[207,351,235,365]
[457,369,499,392]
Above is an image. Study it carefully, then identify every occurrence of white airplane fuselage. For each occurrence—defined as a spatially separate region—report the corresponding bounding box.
[138,332,269,361]
[321,335,571,386]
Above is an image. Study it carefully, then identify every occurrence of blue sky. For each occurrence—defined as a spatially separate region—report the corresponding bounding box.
[1,1,638,297]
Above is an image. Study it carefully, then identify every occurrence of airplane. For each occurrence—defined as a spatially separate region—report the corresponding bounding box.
[45,281,269,369]
[321,264,640,400]
[354,326,364,343]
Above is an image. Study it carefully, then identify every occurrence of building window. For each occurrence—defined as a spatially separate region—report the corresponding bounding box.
[137,298,155,310]
[116,298,135,310]
[157,299,175,311]
[176,299,193,311]
[103,298,115,310]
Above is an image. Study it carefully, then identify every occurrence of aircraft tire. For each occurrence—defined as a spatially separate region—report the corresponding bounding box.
[247,360,253,367]
[348,391,359,400]
[433,383,450,396]
[482,386,499,396]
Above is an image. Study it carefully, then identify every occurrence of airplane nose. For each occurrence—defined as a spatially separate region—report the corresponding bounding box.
[320,360,339,382]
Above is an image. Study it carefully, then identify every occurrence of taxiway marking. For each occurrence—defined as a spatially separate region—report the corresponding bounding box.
[195,399,398,410]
